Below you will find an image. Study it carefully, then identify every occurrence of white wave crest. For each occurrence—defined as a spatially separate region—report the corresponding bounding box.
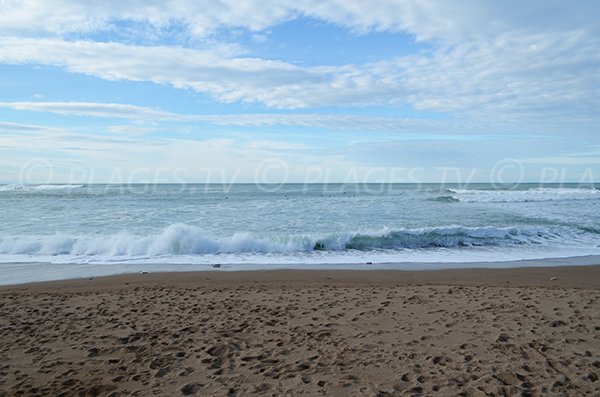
[0,184,84,192]
[449,188,599,203]
[0,223,593,259]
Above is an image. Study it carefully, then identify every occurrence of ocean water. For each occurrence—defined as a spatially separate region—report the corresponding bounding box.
[1,183,599,284]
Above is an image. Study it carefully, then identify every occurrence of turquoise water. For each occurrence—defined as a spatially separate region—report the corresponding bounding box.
[1,183,599,283]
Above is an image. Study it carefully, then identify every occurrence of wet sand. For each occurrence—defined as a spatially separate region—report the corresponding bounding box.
[1,265,600,396]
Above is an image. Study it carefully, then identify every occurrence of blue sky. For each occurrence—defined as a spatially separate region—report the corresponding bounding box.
[0,1,599,184]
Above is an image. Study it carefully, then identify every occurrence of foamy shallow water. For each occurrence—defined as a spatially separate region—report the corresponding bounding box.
[2,255,600,286]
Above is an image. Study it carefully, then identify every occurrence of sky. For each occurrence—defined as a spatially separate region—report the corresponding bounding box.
[0,0,599,184]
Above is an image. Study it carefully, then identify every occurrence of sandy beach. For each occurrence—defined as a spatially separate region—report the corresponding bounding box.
[1,265,599,396]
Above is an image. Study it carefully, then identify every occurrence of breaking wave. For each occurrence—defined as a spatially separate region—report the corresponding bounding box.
[449,187,599,203]
[0,184,85,192]
[0,223,594,259]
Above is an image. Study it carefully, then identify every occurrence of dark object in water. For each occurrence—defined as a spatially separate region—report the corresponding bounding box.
[366,261,373,265]
[212,264,221,268]
[313,242,325,250]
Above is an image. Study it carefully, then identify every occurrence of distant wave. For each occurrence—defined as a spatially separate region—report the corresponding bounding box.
[449,187,599,203]
[0,184,84,192]
[428,195,460,203]
[0,223,595,258]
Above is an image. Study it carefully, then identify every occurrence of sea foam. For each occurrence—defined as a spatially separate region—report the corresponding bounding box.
[0,184,84,192]
[449,187,599,203]
[0,223,593,260]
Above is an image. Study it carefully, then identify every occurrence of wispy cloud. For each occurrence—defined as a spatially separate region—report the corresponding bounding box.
[1,1,598,116]
[0,101,174,119]
[0,120,62,134]
[2,1,598,41]
[0,101,449,132]
[1,30,598,121]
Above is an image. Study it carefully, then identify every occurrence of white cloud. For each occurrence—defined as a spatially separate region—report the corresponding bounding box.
[0,1,598,129]
[0,101,452,132]
[0,37,321,108]
[2,129,595,184]
[7,101,560,137]
[0,120,61,134]
[2,1,598,42]
[523,156,600,165]
[396,31,600,117]
[0,101,174,119]
[0,121,362,183]
[0,117,596,183]
[106,125,158,135]
[0,0,295,38]
[302,1,600,42]
[1,29,598,123]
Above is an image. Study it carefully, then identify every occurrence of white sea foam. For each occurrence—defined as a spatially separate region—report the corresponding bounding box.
[0,223,594,261]
[0,184,84,192]
[448,187,599,203]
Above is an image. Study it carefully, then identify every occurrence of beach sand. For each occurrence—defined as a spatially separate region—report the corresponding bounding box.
[1,265,599,396]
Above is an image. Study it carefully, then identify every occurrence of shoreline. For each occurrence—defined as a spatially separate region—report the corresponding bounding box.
[3,263,600,292]
[2,254,600,287]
